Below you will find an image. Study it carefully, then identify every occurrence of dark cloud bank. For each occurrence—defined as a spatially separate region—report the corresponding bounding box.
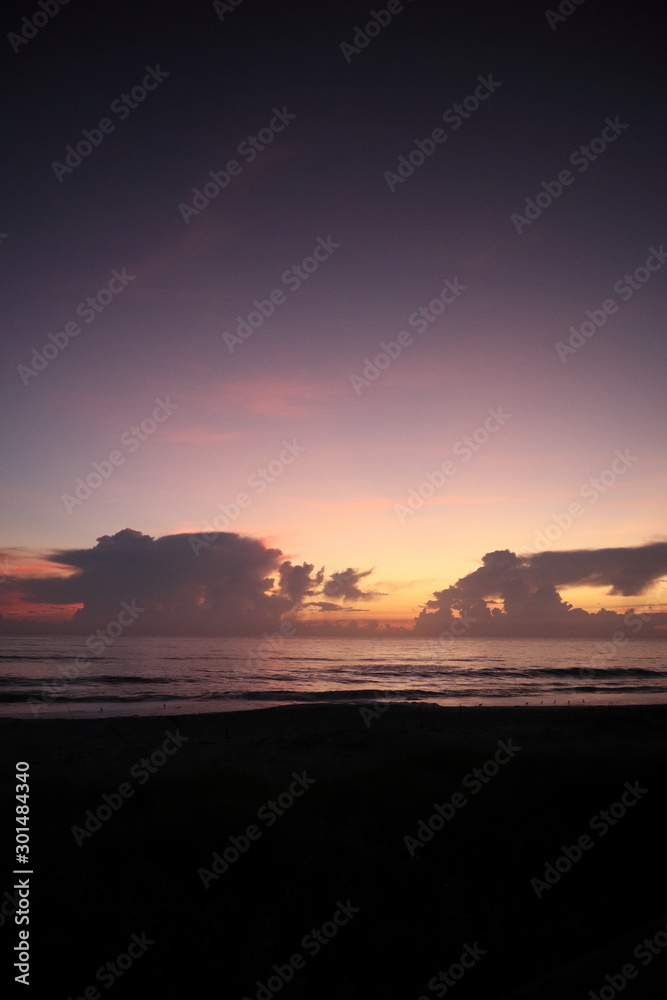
[1,530,666,638]
[413,544,667,638]
[0,529,380,636]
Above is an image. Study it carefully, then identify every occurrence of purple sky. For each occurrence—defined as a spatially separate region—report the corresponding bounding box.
[1,0,665,632]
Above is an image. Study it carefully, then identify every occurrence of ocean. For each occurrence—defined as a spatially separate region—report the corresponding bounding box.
[1,634,667,719]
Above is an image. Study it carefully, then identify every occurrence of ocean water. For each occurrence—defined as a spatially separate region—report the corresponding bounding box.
[1,635,667,719]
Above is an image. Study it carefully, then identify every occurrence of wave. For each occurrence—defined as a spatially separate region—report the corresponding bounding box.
[3,683,667,705]
[528,666,665,678]
[0,675,188,687]
[0,653,101,662]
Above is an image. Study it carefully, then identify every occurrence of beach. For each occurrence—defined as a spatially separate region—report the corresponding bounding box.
[2,702,666,997]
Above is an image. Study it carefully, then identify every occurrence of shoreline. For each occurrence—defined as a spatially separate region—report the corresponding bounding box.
[5,688,667,723]
[4,700,667,780]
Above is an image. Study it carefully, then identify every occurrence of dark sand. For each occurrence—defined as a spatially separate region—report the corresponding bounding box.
[2,703,666,998]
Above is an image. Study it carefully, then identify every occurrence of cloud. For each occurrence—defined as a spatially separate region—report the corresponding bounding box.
[527,544,667,596]
[162,428,239,444]
[191,378,342,419]
[16,528,290,635]
[322,567,382,601]
[415,543,667,636]
[303,602,366,613]
[278,561,324,604]
[461,544,667,602]
[276,562,382,610]
[277,562,383,610]
[6,530,379,634]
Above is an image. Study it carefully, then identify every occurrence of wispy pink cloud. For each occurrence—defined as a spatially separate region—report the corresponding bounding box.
[186,378,344,418]
[284,495,516,512]
[162,428,239,444]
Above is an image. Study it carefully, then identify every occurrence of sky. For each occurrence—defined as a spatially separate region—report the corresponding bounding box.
[1,0,666,633]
